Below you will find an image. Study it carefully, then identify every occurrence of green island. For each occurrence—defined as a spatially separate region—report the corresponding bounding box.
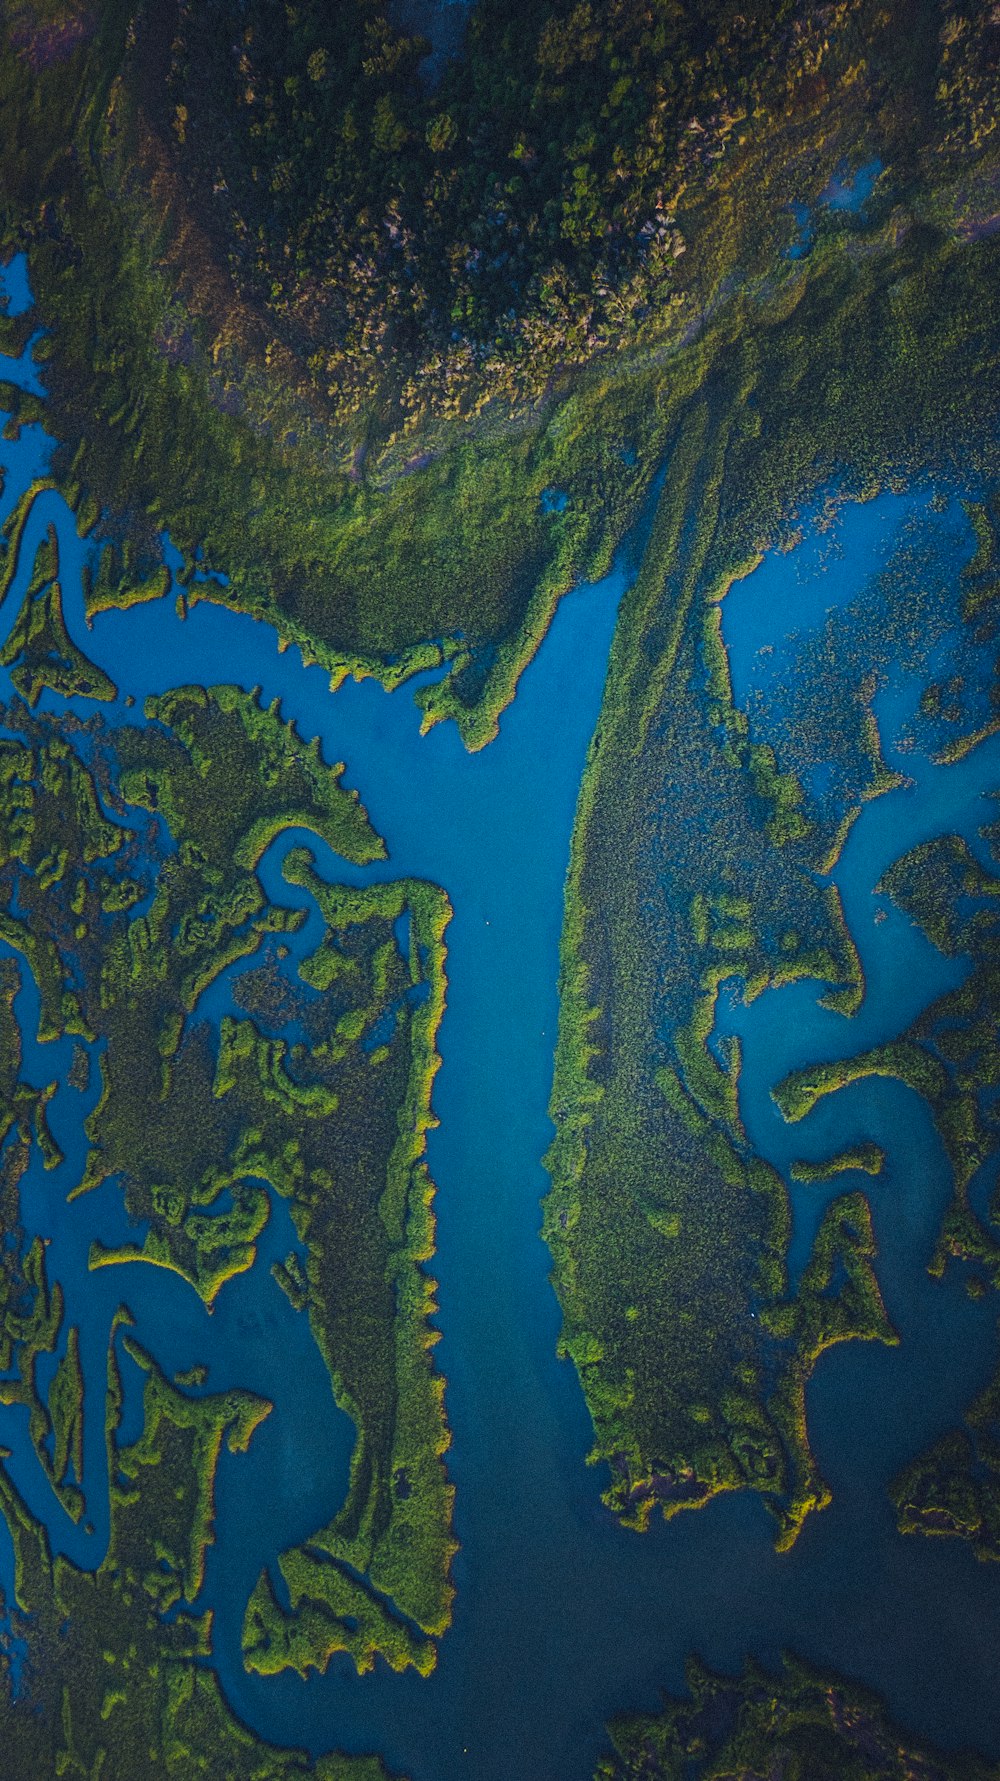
[790,1143,885,1182]
[543,66,1000,1541]
[594,1656,999,1780]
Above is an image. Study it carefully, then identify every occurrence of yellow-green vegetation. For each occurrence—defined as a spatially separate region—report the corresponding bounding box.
[880,834,1000,957]
[790,1143,885,1182]
[595,1655,998,1781]
[892,1339,1000,1564]
[925,486,1000,760]
[0,1297,398,1779]
[47,1322,84,1521]
[762,1193,897,1551]
[773,825,1000,1558]
[774,1042,948,1125]
[3,1,1000,742]
[545,176,1000,1542]
[0,478,58,604]
[239,853,456,1680]
[804,831,1000,1291]
[0,965,94,1524]
[0,674,456,1678]
[0,519,117,705]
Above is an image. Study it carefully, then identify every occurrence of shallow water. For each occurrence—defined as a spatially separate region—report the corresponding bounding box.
[1,266,1000,1778]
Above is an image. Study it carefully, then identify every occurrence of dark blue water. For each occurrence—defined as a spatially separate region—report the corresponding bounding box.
[1,261,1000,1779]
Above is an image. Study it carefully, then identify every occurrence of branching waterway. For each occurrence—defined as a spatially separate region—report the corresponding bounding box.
[3,288,1000,1779]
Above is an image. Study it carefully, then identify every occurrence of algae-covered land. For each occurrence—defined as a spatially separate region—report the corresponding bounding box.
[3,1,1000,1779]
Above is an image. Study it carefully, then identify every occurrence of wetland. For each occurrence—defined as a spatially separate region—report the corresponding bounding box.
[2,2,1000,1773]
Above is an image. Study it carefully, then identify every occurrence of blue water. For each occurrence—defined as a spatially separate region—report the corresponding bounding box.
[0,257,1000,1777]
[0,256,33,319]
[785,157,883,258]
[821,158,883,213]
[722,490,934,711]
[540,487,570,515]
[785,199,815,261]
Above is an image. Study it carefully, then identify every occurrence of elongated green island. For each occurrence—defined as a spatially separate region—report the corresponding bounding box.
[544,202,1000,1545]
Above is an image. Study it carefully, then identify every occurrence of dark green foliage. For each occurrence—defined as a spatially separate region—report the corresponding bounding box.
[236,859,455,1678]
[545,192,1000,1543]
[597,1656,998,1780]
[2,0,999,740]
[892,1349,1000,1564]
[0,521,117,706]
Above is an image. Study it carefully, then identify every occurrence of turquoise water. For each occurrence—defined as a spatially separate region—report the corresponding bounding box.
[2,263,1000,1777]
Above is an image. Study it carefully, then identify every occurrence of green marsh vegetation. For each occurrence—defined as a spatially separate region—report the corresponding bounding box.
[236,856,456,1680]
[781,826,1000,1303]
[805,827,1000,1564]
[1,0,1000,1754]
[892,1342,1000,1564]
[0,1061,89,1527]
[594,1655,1000,1780]
[0,1293,400,1778]
[0,527,456,1690]
[545,149,1000,1543]
[0,518,117,707]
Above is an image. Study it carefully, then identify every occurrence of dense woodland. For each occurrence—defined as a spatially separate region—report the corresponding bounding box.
[138,0,993,428]
[1,0,997,722]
